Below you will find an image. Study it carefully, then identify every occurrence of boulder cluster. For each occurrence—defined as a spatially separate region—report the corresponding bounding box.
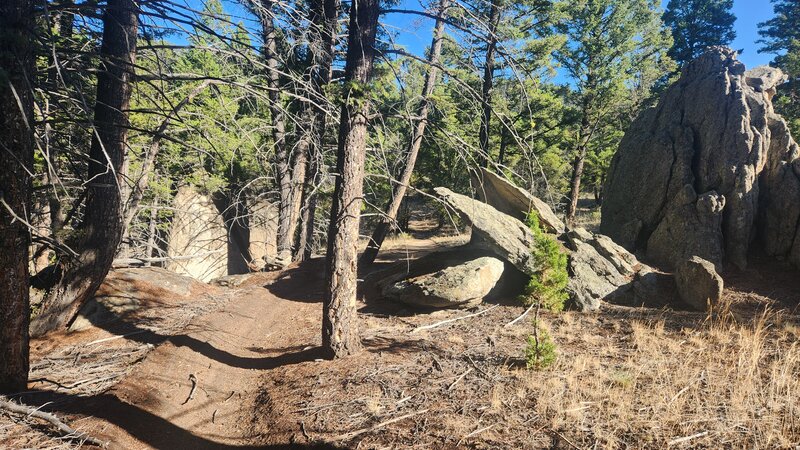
[377,49,799,313]
[380,169,677,312]
[601,47,800,272]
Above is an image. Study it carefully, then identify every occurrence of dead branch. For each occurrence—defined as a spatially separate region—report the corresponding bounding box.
[0,398,106,447]
[333,408,429,441]
[504,303,535,327]
[411,305,499,334]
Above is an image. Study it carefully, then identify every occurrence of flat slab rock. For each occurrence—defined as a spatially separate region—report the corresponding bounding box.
[382,256,505,309]
[473,168,565,234]
[434,187,539,276]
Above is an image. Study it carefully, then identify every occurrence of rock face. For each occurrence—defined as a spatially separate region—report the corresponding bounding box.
[561,227,670,311]
[167,186,229,281]
[473,168,565,233]
[382,256,505,308]
[675,257,724,311]
[601,48,800,270]
[433,183,676,311]
[167,186,279,280]
[435,187,540,275]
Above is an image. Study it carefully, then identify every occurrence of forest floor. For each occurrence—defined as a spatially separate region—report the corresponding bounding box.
[2,213,800,449]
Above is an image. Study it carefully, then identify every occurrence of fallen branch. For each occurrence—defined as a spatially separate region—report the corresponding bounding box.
[504,303,535,327]
[503,303,536,328]
[464,423,495,439]
[0,398,106,447]
[411,305,499,334]
[333,408,429,441]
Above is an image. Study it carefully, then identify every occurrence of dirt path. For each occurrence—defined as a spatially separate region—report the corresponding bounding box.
[98,288,320,448]
[23,268,326,450]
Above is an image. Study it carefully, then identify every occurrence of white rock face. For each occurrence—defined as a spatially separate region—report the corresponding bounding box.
[167,186,229,281]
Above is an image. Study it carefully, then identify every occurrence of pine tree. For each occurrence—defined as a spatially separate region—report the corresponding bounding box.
[0,0,34,394]
[322,0,380,358]
[663,0,736,68]
[556,0,674,225]
[759,0,800,136]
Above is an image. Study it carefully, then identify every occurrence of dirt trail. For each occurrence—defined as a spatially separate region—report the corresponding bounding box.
[51,272,324,449]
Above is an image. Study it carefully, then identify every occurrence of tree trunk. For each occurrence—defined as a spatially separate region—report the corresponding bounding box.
[259,0,294,262]
[323,0,379,358]
[360,0,449,266]
[566,112,591,226]
[31,0,138,336]
[0,0,34,394]
[296,0,339,261]
[478,0,500,168]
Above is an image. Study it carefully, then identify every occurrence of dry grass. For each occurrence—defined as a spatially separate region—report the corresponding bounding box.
[256,295,800,449]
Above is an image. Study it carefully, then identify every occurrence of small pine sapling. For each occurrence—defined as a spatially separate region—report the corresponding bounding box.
[519,210,568,370]
[519,210,569,312]
[525,320,557,370]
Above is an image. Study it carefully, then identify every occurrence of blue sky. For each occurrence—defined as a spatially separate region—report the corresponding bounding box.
[383,0,778,69]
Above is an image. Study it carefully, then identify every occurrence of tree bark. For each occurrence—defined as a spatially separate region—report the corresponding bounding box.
[323,0,379,358]
[259,0,294,262]
[296,0,339,261]
[31,0,138,336]
[478,0,500,168]
[0,0,34,394]
[566,109,592,226]
[360,0,450,266]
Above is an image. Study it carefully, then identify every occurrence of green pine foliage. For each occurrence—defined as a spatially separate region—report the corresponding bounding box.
[759,0,800,137]
[663,0,737,68]
[525,321,557,369]
[519,211,569,312]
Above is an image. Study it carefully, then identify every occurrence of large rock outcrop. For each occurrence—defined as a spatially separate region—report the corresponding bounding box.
[601,48,800,270]
[435,182,673,311]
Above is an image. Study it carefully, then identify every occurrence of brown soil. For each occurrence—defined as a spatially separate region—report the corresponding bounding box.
[3,224,800,449]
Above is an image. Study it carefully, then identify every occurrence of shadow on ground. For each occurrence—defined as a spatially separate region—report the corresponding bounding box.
[12,390,347,450]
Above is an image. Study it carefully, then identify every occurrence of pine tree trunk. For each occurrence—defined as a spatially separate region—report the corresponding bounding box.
[360,0,449,266]
[0,0,34,394]
[296,0,339,261]
[323,0,379,358]
[566,112,592,226]
[478,0,500,168]
[31,0,138,336]
[260,0,294,262]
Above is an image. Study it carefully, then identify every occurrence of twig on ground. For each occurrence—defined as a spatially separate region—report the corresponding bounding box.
[668,431,709,446]
[182,374,198,405]
[447,368,473,391]
[411,305,499,333]
[463,423,496,440]
[505,303,535,327]
[85,330,151,346]
[333,409,429,441]
[0,398,106,447]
